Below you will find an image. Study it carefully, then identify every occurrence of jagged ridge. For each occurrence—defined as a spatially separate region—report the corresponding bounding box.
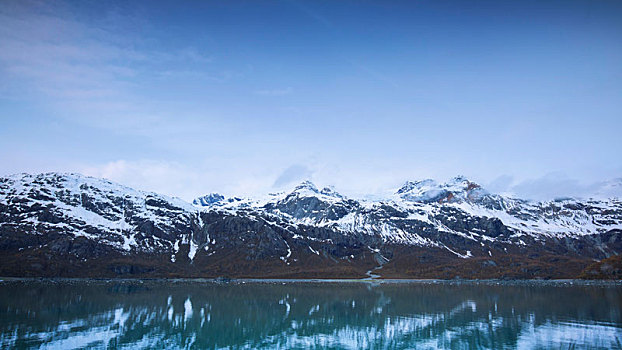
[1,172,621,279]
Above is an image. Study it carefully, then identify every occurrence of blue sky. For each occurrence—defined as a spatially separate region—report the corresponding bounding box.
[1,0,621,201]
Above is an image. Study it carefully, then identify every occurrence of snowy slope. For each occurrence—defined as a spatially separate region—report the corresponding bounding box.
[193,177,622,247]
[0,173,204,260]
[1,172,621,268]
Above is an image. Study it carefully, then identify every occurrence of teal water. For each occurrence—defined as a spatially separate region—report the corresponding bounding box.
[0,279,621,349]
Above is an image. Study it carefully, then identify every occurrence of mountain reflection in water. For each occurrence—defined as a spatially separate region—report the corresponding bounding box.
[0,280,620,349]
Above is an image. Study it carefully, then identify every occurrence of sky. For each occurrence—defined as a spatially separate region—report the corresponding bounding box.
[1,0,621,201]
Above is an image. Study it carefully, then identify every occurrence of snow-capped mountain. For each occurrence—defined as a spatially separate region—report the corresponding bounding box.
[0,173,205,262]
[396,176,487,203]
[1,172,621,279]
[197,176,622,242]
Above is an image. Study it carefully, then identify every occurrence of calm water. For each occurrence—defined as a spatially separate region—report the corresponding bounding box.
[0,279,621,349]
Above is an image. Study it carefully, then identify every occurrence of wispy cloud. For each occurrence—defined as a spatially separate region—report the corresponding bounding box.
[484,172,622,201]
[81,160,204,201]
[80,159,283,201]
[509,173,598,201]
[0,2,214,133]
[272,164,313,188]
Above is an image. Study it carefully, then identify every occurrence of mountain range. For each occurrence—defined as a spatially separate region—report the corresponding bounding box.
[1,172,621,279]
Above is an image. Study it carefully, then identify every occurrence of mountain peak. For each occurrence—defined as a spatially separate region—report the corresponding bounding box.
[397,176,484,203]
[193,193,225,206]
[280,181,346,202]
[396,179,437,195]
[446,176,481,191]
[449,175,469,184]
[396,179,444,202]
[320,185,343,198]
[293,180,319,193]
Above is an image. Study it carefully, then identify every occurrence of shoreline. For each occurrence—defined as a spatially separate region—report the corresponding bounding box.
[1,276,621,286]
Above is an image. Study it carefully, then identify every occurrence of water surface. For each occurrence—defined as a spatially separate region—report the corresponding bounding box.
[0,279,621,349]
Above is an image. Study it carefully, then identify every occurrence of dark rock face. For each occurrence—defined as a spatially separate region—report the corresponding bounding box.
[0,173,621,279]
